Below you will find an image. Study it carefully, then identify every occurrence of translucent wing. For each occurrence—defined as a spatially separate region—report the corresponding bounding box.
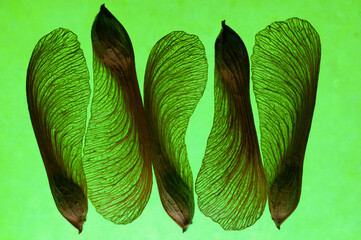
[251,17,321,229]
[83,5,152,224]
[26,28,90,233]
[144,31,208,231]
[195,21,267,230]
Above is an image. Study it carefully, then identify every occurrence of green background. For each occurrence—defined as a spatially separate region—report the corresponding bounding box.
[0,0,360,239]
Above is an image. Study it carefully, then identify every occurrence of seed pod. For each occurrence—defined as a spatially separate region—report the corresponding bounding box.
[83,5,152,224]
[251,17,321,229]
[26,28,90,233]
[195,21,267,230]
[144,31,208,231]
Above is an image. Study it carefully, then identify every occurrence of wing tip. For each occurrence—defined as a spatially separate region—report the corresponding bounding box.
[221,20,226,27]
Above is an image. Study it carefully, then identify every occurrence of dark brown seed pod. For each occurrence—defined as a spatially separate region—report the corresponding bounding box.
[26,28,90,233]
[144,31,208,231]
[251,17,321,229]
[195,21,267,230]
[83,4,153,224]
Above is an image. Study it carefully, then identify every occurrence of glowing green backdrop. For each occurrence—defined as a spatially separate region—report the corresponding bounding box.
[0,0,360,239]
